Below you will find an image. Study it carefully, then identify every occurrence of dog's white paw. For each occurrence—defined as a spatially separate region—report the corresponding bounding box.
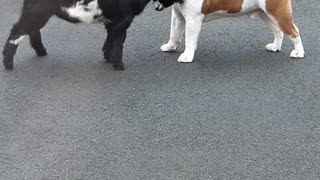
[160,42,178,52]
[177,52,194,63]
[290,49,305,58]
[265,43,281,52]
[248,12,259,19]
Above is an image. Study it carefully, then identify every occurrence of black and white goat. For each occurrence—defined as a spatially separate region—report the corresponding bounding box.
[2,0,167,70]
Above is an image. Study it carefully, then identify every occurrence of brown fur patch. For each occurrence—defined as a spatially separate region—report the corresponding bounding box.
[201,0,244,14]
[266,0,298,37]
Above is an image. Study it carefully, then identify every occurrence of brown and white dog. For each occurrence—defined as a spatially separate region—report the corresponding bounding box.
[154,0,305,63]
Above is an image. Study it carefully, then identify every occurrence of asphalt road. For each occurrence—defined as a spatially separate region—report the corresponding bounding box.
[1,0,320,179]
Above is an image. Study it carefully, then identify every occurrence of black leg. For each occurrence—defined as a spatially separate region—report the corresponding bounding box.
[2,13,51,70]
[108,17,133,70]
[110,30,126,70]
[29,31,47,56]
[102,28,113,62]
[3,36,19,70]
[3,23,26,70]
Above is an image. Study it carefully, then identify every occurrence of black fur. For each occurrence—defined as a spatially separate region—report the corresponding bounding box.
[156,0,183,9]
[2,0,156,70]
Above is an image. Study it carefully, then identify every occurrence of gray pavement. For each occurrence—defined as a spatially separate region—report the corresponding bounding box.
[1,0,320,179]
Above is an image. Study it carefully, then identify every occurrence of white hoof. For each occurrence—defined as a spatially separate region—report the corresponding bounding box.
[177,52,194,63]
[290,49,305,58]
[160,42,178,52]
[265,43,281,52]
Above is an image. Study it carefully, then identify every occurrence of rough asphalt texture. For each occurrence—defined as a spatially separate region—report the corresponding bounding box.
[1,0,319,179]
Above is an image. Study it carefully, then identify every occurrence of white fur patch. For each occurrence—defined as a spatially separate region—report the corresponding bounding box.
[289,36,305,58]
[62,0,103,24]
[248,12,260,19]
[178,50,195,63]
[161,41,179,52]
[9,35,26,45]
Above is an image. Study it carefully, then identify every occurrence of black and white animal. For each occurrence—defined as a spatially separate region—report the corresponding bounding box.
[153,0,305,63]
[3,0,159,70]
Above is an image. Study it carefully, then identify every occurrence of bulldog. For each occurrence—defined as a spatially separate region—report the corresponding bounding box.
[154,0,305,63]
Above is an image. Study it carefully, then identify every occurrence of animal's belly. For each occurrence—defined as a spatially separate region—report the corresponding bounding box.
[62,0,105,24]
[203,0,260,22]
[203,11,242,22]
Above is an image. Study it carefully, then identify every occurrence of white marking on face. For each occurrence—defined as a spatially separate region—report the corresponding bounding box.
[62,0,103,24]
[9,35,26,45]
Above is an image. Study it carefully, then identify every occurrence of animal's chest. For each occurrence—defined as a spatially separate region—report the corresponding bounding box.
[62,0,106,23]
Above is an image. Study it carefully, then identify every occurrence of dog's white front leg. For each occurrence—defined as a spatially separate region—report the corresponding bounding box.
[161,7,185,52]
[178,15,204,63]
